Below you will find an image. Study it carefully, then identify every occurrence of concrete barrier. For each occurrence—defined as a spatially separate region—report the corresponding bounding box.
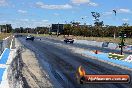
[75,40,132,52]
[75,40,103,47]
[124,55,132,62]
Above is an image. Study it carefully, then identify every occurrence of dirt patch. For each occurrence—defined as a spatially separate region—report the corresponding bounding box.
[21,47,53,88]
[8,38,53,88]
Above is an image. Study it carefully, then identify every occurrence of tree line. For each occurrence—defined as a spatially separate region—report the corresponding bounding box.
[14,24,132,38]
[63,24,132,38]
[14,27,49,34]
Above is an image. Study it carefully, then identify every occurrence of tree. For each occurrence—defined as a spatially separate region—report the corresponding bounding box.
[64,24,72,36]
[91,12,100,22]
[20,27,24,33]
[91,12,104,37]
[122,23,129,27]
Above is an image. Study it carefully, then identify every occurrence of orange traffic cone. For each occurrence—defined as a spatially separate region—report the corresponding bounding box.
[95,50,98,54]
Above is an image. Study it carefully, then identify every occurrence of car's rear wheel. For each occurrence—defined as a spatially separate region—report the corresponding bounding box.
[64,40,67,43]
[70,41,74,44]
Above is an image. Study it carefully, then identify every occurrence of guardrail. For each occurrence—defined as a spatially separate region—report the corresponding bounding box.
[0,36,12,55]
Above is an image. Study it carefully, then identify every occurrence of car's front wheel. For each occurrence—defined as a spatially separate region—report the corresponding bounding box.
[70,41,74,44]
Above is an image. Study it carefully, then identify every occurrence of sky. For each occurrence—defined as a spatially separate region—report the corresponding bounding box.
[0,0,131,28]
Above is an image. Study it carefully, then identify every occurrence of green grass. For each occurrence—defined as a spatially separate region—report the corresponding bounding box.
[31,34,49,37]
[21,33,49,37]
[75,36,132,45]
[0,33,12,40]
[56,35,132,45]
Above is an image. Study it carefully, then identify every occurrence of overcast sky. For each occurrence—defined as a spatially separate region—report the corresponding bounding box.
[0,0,132,28]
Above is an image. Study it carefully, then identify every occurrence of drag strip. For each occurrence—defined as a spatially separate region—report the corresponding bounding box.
[18,37,132,88]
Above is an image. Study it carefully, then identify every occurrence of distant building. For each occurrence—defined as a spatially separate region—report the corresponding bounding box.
[51,24,64,34]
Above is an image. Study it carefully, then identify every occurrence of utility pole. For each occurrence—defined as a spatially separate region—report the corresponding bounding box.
[57,23,59,37]
[113,10,117,39]
[27,29,29,35]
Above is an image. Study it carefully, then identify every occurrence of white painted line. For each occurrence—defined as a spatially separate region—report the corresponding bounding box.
[2,36,11,41]
[6,49,16,65]
[10,39,13,50]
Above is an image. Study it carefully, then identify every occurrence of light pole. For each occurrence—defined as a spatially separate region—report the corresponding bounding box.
[0,26,1,33]
[81,18,84,29]
[113,10,117,39]
[48,25,51,34]
[27,29,28,34]
[57,23,59,37]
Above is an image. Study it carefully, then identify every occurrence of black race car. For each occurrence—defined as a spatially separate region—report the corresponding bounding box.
[26,35,34,41]
[64,38,74,43]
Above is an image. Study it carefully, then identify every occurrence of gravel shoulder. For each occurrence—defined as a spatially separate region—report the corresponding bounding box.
[16,38,53,88]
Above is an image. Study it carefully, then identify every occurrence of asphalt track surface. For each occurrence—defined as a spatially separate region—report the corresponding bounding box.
[18,37,132,88]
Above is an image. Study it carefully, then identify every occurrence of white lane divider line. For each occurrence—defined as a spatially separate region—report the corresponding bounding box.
[10,38,14,50]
